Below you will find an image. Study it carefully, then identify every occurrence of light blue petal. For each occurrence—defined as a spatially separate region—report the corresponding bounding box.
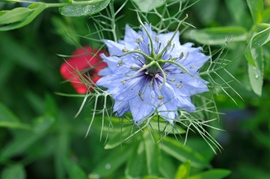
[182,42,193,48]
[113,76,144,101]
[119,24,141,50]
[176,96,195,112]
[98,66,112,76]
[113,100,130,116]
[104,40,125,56]
[139,82,158,107]
[178,51,210,72]
[129,96,154,123]
[157,83,178,123]
[157,104,176,124]
[100,54,119,72]
[124,24,141,43]
[157,31,180,51]
[167,72,209,96]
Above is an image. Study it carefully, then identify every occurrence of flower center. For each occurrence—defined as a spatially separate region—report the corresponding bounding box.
[146,62,159,74]
[144,70,159,78]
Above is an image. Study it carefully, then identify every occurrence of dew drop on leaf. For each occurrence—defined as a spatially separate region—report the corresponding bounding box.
[105,163,111,169]
[255,71,261,79]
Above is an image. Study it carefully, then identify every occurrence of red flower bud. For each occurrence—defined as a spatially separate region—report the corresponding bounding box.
[60,47,107,94]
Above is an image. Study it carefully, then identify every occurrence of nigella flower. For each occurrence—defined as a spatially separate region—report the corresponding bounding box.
[60,47,106,94]
[97,24,210,124]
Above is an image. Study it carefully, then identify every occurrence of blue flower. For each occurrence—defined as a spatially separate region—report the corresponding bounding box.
[97,24,210,124]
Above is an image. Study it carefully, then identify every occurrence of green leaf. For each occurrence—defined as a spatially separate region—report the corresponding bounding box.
[104,133,125,149]
[0,116,54,160]
[54,121,69,179]
[142,176,164,179]
[51,16,80,46]
[188,27,247,45]
[248,50,264,96]
[251,26,270,49]
[59,0,110,17]
[91,146,132,178]
[159,154,177,179]
[0,102,29,129]
[253,130,270,150]
[0,59,13,88]
[64,158,88,179]
[150,121,185,134]
[44,94,58,116]
[125,142,146,179]
[192,0,218,25]
[263,8,270,23]
[32,115,55,133]
[175,160,190,179]
[132,0,165,12]
[144,131,159,177]
[246,31,265,96]
[0,2,47,31]
[0,32,43,71]
[0,164,26,179]
[159,137,210,168]
[245,45,256,65]
[246,0,264,24]
[25,91,45,114]
[185,138,215,162]
[225,0,249,26]
[104,126,133,149]
[0,8,33,25]
[188,169,231,179]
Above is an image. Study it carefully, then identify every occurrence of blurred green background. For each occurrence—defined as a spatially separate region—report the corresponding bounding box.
[1,0,270,178]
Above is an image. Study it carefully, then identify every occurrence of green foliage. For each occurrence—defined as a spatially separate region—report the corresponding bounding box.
[90,127,223,179]
[189,0,270,96]
[0,3,46,31]
[250,26,270,48]
[125,141,146,179]
[0,164,26,179]
[64,157,88,179]
[0,0,110,30]
[160,137,210,168]
[132,0,165,12]
[247,47,264,96]
[91,146,132,178]
[0,7,33,25]
[174,161,231,179]
[0,102,30,129]
[246,0,264,24]
[175,160,190,179]
[188,169,231,179]
[59,0,111,17]
[188,27,247,45]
